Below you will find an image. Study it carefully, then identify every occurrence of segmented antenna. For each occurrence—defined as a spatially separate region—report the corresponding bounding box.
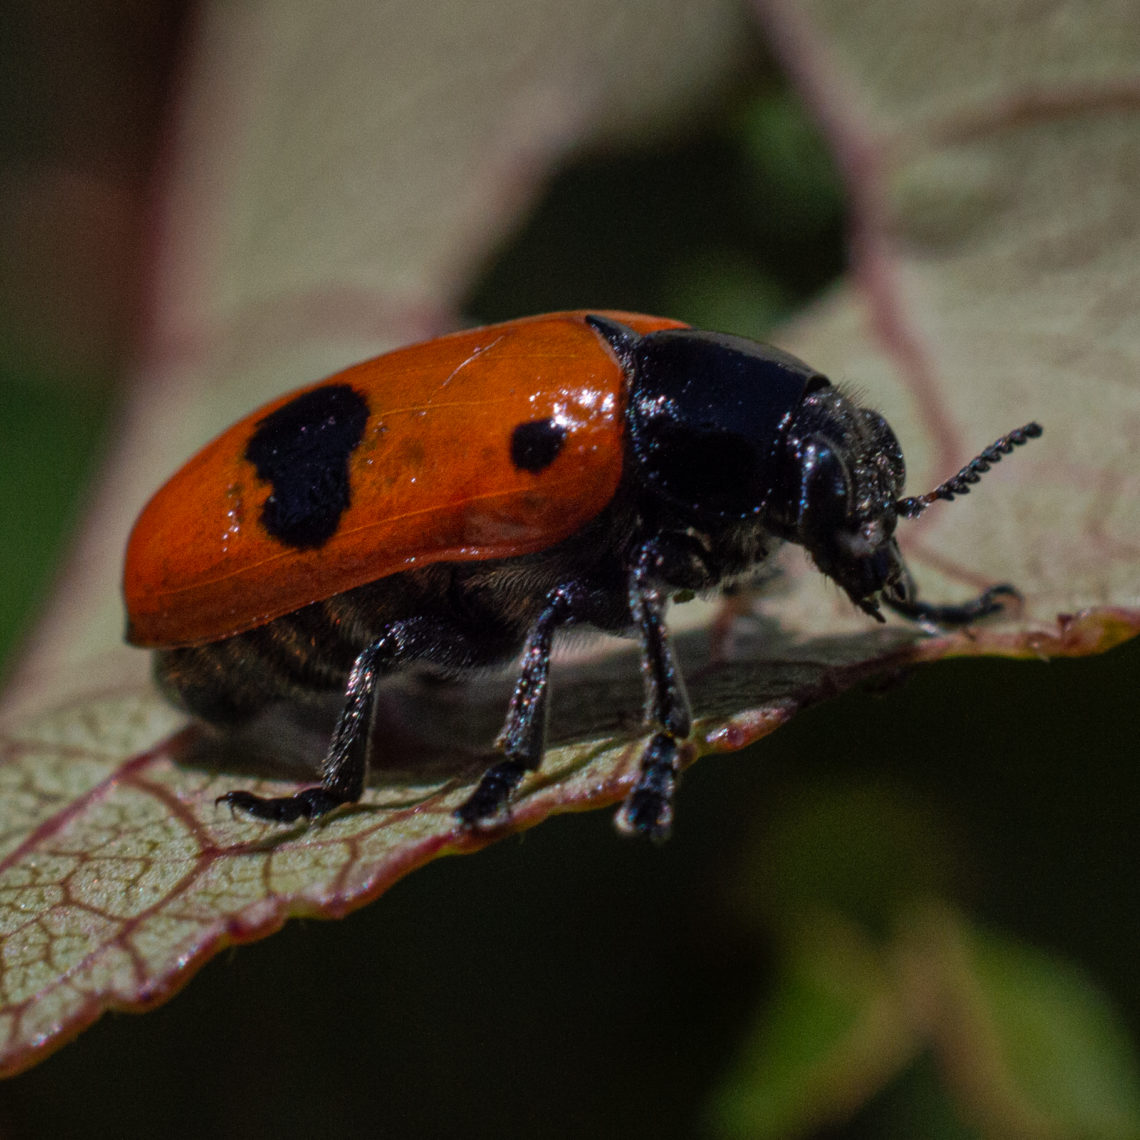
[895,422,1042,519]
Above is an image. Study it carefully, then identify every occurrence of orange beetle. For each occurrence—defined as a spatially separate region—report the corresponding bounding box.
[124,310,1040,838]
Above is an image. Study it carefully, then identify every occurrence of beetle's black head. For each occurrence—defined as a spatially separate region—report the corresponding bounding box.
[589,315,1041,621]
[771,386,912,619]
[773,390,1044,619]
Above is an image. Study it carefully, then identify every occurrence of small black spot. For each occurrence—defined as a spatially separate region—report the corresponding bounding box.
[510,418,567,473]
[244,384,369,548]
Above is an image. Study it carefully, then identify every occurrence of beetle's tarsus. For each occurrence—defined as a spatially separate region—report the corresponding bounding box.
[217,786,346,823]
[615,733,679,842]
[454,759,528,830]
[885,582,1021,629]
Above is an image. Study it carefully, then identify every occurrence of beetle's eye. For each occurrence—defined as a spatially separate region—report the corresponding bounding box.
[800,436,852,532]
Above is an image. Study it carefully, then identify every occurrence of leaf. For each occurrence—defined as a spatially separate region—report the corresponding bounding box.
[2,0,1139,1079]
[707,903,1140,1140]
[0,622,914,1076]
[908,908,1140,1139]
[756,0,1140,631]
[709,777,1140,1137]
[706,914,919,1140]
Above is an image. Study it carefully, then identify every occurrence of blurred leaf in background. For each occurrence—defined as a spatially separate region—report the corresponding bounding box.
[709,783,1140,1138]
[467,85,847,338]
[0,0,188,673]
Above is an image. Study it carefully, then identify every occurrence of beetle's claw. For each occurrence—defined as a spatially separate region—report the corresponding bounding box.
[454,759,527,830]
[615,733,678,843]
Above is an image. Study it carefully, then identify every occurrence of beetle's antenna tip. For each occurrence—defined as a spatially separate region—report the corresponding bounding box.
[895,422,1042,519]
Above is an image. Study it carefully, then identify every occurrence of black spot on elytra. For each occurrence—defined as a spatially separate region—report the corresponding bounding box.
[244,384,369,548]
[510,418,567,473]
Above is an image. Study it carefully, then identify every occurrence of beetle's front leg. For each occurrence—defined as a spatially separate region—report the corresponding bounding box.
[613,535,702,842]
[882,564,1021,630]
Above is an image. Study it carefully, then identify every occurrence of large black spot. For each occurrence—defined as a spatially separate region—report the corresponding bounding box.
[244,384,369,548]
[510,418,567,473]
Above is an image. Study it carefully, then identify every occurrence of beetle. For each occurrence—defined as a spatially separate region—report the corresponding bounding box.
[123,310,1041,839]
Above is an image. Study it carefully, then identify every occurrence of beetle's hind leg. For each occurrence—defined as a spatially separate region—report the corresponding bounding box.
[220,615,478,824]
[218,635,391,822]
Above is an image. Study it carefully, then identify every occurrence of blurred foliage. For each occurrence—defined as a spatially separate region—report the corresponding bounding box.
[0,361,111,675]
[2,9,1138,1140]
[0,0,185,677]
[465,86,845,338]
